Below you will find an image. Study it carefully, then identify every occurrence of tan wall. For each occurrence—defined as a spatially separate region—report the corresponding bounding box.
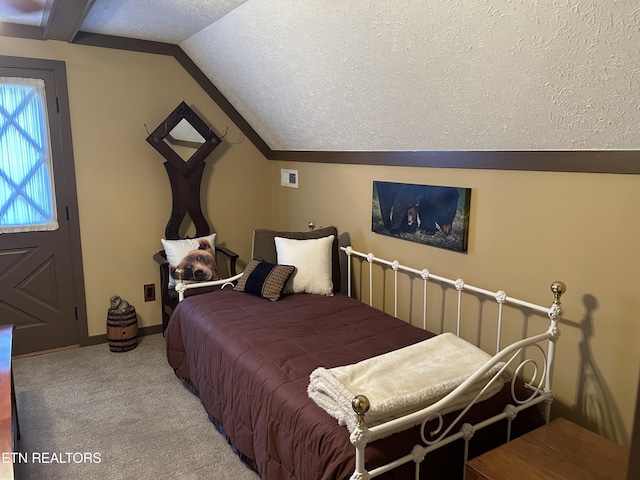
[0,37,272,336]
[272,161,640,447]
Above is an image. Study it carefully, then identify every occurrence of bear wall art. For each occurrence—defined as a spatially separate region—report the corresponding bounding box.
[372,181,471,253]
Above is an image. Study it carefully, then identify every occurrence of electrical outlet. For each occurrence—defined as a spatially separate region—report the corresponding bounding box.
[144,284,156,302]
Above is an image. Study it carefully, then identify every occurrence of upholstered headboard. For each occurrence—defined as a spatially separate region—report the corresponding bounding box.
[252,226,341,292]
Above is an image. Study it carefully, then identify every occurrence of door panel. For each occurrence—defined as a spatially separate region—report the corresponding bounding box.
[0,234,78,353]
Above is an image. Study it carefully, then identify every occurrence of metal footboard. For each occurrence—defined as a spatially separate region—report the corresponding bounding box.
[341,246,565,480]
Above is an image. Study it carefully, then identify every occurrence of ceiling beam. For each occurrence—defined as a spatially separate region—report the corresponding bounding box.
[44,0,94,41]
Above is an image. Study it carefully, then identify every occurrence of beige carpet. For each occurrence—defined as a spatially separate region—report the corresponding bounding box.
[12,334,260,480]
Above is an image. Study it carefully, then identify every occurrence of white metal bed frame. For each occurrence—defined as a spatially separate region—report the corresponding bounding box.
[173,245,565,480]
[342,246,565,480]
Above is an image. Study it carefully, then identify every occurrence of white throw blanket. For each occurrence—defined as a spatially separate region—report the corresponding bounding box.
[307,333,510,439]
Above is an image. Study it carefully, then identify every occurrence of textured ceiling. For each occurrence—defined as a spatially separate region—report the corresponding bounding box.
[1,0,639,151]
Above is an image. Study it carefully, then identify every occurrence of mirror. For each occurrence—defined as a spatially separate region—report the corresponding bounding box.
[146,101,221,175]
[164,118,206,161]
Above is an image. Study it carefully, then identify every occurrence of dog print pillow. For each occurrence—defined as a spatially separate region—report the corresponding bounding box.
[161,233,219,287]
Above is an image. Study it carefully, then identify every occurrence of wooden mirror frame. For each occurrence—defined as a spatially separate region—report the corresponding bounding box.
[146,101,221,177]
[146,102,221,238]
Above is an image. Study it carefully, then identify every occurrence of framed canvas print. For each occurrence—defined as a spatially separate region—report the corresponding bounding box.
[372,181,471,253]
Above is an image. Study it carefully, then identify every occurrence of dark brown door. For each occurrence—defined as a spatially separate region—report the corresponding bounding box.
[0,58,86,355]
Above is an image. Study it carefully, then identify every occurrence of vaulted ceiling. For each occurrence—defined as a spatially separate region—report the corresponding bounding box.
[1,0,638,173]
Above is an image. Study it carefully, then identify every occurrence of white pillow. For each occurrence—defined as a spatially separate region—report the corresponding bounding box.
[161,233,216,287]
[274,235,334,296]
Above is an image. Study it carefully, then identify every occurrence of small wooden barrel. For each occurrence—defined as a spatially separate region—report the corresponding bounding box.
[107,308,138,352]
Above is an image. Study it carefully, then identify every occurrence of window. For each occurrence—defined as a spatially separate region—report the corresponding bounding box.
[0,76,58,233]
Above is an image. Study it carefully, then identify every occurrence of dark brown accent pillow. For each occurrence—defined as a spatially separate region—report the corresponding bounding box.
[234,259,295,301]
[252,226,341,291]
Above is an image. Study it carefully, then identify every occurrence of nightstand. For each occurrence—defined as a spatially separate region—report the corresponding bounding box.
[466,417,628,480]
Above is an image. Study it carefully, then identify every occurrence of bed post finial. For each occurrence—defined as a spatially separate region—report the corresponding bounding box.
[174,268,184,282]
[551,281,566,305]
[308,221,316,230]
[352,395,370,427]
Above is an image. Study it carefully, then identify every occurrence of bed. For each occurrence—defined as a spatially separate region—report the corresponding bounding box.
[165,226,565,479]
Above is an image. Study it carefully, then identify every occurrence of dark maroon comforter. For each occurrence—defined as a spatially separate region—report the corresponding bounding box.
[166,289,543,480]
